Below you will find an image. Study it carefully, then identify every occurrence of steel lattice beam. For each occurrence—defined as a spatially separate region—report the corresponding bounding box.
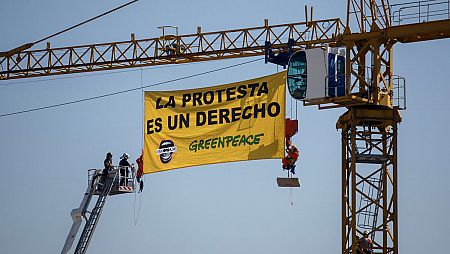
[0,19,343,80]
[338,106,401,254]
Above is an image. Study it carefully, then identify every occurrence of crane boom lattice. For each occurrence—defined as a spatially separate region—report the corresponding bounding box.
[0,19,343,80]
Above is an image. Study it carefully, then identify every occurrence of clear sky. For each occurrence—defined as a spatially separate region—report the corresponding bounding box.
[0,1,449,254]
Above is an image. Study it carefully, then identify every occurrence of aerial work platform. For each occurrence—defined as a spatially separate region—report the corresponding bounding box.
[88,168,135,196]
[62,166,136,254]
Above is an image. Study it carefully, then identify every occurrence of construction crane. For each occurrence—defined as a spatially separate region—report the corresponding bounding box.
[1,1,449,254]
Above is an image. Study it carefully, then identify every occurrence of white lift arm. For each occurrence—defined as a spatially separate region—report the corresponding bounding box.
[61,171,100,254]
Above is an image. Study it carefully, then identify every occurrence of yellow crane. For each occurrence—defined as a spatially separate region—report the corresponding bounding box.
[1,1,449,254]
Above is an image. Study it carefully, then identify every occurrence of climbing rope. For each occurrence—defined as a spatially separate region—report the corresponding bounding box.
[133,177,144,226]
[289,187,294,206]
[133,67,145,226]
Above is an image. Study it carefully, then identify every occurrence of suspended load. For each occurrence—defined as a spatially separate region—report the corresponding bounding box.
[287,47,346,101]
[277,118,300,188]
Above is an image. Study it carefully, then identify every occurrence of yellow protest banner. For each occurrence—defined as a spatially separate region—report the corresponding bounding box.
[143,71,286,174]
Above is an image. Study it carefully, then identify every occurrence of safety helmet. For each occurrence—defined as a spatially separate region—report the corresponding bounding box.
[121,153,129,159]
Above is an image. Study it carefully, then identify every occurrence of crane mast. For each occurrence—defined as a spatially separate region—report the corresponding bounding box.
[1,1,449,254]
[340,1,448,254]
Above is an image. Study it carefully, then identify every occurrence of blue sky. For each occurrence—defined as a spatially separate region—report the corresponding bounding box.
[0,1,449,254]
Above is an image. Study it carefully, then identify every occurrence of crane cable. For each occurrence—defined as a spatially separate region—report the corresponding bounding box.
[35,0,140,45]
[0,57,263,118]
[283,64,298,206]
[0,60,218,87]
[1,0,140,57]
[133,67,144,226]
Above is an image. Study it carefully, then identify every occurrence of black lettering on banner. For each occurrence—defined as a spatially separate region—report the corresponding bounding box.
[168,115,177,130]
[167,113,189,130]
[231,107,241,122]
[167,96,175,108]
[248,83,259,96]
[216,89,226,103]
[147,118,163,134]
[182,94,191,107]
[242,106,252,119]
[193,92,203,106]
[208,110,218,125]
[156,96,175,109]
[155,118,162,132]
[156,97,163,109]
[254,103,266,118]
[196,112,206,126]
[267,102,280,117]
[226,87,236,101]
[147,119,155,134]
[149,79,280,137]
[219,109,230,124]
[257,82,269,96]
[236,85,247,99]
[203,91,214,105]
[180,113,190,128]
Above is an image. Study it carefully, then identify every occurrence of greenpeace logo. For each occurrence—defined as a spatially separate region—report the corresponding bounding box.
[156,146,177,155]
[156,140,177,164]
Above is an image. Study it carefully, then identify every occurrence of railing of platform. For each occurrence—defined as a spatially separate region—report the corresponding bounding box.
[391,0,450,25]
[87,166,135,189]
[117,166,135,187]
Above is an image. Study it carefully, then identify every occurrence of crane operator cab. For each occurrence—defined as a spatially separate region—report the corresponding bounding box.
[287,47,346,101]
[88,166,135,196]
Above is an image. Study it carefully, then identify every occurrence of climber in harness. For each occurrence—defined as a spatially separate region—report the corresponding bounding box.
[276,119,300,188]
[135,149,144,193]
[282,140,299,175]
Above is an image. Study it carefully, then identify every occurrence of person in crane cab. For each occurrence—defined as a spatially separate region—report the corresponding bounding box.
[282,140,299,174]
[119,153,134,186]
